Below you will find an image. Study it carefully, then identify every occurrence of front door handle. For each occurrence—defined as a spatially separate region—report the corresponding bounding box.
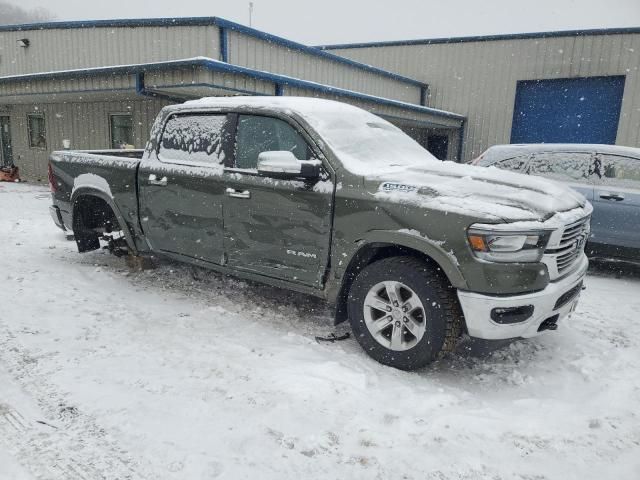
[599,192,625,201]
[225,187,251,199]
[148,174,168,186]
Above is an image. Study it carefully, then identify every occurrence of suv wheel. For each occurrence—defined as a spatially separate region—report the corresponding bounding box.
[347,256,462,370]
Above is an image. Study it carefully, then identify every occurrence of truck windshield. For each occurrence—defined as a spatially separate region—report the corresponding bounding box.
[302,106,439,175]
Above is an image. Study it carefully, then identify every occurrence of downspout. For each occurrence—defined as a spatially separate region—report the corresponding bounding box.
[456,118,466,163]
[219,26,229,62]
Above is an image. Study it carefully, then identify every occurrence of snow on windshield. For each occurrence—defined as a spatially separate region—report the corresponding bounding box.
[300,104,438,174]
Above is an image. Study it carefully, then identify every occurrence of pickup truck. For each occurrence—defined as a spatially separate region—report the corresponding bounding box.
[49,97,592,370]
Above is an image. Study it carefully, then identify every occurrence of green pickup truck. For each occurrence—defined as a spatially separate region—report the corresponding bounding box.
[49,97,592,370]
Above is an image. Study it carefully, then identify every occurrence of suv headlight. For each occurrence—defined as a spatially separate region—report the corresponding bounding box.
[467,226,551,263]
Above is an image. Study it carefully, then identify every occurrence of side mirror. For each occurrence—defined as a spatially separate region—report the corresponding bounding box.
[257,151,320,180]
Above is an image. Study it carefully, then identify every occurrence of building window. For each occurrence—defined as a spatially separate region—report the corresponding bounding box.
[110,114,134,149]
[27,113,46,149]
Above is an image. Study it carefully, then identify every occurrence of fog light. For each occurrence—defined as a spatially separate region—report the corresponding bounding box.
[490,305,534,324]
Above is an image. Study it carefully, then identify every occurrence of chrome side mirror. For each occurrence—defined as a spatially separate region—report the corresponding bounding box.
[257,151,320,179]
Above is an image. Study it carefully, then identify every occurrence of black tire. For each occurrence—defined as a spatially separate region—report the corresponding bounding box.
[347,256,462,370]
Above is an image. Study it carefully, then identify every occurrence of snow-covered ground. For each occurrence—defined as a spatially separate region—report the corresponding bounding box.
[1,182,639,480]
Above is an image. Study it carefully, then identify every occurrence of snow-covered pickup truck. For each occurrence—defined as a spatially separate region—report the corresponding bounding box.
[49,97,592,370]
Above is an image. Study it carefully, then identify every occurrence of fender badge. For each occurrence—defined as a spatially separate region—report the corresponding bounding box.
[379,182,418,193]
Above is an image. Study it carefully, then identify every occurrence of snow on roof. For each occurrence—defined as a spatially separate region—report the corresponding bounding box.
[183,95,362,116]
[482,143,640,160]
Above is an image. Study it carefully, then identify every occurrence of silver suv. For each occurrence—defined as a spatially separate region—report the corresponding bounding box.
[474,144,640,264]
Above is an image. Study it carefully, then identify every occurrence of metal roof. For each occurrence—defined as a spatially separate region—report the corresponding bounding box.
[317,27,640,50]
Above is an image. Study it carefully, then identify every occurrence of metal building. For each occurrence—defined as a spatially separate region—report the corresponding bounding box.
[319,27,640,162]
[0,17,464,180]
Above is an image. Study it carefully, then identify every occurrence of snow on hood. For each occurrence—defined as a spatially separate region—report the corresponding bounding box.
[373,162,587,222]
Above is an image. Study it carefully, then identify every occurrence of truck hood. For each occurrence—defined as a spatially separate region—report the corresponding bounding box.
[369,161,587,223]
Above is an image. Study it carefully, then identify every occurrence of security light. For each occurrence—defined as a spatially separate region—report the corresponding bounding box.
[17,39,30,48]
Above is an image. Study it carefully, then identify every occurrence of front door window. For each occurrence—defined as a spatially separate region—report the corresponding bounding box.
[234,114,312,169]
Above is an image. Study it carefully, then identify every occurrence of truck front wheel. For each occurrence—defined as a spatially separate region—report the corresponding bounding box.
[347,256,462,370]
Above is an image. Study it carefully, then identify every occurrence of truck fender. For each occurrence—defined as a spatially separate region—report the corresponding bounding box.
[330,230,468,326]
[70,185,139,255]
[358,230,467,288]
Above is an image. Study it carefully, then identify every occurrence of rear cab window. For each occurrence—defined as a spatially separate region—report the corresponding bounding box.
[159,114,231,166]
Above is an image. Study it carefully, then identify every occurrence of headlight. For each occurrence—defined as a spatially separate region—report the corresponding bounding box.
[467,226,551,263]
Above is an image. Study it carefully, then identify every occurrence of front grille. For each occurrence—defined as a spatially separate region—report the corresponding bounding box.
[543,216,590,279]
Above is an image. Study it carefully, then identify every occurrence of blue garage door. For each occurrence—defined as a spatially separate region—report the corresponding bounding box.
[511,76,625,144]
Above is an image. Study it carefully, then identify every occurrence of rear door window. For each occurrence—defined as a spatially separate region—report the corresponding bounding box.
[596,154,640,190]
[159,114,229,166]
[492,155,529,172]
[526,152,592,184]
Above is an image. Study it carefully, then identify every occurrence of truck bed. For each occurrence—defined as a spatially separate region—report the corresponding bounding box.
[48,149,144,240]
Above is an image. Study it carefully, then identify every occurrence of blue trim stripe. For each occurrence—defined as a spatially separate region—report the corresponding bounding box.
[317,26,640,50]
[0,16,427,89]
[0,16,220,31]
[0,58,464,122]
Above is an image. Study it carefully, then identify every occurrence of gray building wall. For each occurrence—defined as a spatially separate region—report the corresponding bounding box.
[226,30,421,104]
[0,19,425,105]
[326,32,640,161]
[0,26,220,76]
[0,18,465,180]
[1,98,169,180]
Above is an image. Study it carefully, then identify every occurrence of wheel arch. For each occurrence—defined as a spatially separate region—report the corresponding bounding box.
[71,187,138,255]
[332,231,467,325]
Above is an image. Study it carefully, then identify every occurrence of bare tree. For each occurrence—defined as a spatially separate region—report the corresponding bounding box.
[0,1,55,25]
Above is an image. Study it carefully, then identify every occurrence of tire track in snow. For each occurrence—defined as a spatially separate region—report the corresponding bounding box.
[0,332,152,480]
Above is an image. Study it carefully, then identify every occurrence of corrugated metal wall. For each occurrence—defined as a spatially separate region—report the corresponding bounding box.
[0,74,136,101]
[145,67,276,96]
[328,33,640,160]
[4,98,169,180]
[0,26,220,76]
[226,30,422,104]
[0,22,424,105]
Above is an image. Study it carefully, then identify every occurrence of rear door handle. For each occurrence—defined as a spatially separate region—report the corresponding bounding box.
[148,174,168,186]
[599,192,625,201]
[225,187,251,199]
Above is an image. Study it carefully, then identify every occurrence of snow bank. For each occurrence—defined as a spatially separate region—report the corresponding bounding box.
[1,182,639,480]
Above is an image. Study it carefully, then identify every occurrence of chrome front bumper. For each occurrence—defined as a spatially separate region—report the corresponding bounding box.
[457,254,588,340]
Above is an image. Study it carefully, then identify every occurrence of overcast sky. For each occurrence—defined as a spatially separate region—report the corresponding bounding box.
[8,0,640,45]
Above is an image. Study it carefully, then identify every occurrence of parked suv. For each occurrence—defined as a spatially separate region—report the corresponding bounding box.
[49,97,592,370]
[474,144,640,263]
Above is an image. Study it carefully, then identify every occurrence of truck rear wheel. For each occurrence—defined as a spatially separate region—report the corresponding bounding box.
[347,256,462,370]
